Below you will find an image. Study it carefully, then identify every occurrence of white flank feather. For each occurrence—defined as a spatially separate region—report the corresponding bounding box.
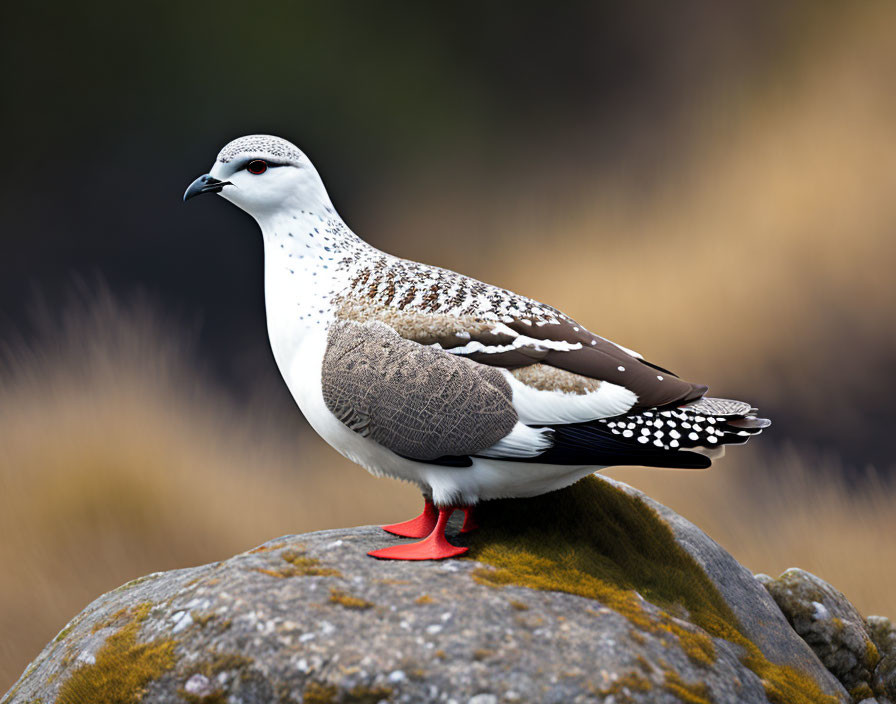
[503,371,637,425]
[477,422,553,458]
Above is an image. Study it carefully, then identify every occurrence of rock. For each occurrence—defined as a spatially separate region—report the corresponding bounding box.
[761,568,880,698]
[865,616,896,703]
[183,672,214,697]
[754,573,774,588]
[2,476,849,704]
[615,491,840,683]
[873,653,896,702]
[867,616,896,659]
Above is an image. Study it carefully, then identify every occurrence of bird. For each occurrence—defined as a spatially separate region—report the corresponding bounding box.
[184,134,770,561]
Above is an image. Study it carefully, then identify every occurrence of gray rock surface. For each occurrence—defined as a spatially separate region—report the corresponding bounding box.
[3,477,849,704]
[873,656,896,703]
[761,568,881,699]
[867,616,896,660]
[867,616,896,703]
[615,486,846,684]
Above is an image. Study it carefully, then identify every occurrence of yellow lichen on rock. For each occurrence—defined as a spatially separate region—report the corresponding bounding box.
[91,606,130,634]
[302,681,339,704]
[345,684,393,703]
[864,638,881,670]
[328,588,374,610]
[56,602,176,704]
[662,670,712,704]
[466,476,840,704]
[254,546,341,579]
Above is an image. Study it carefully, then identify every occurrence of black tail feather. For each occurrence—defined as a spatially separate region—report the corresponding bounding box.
[508,397,769,469]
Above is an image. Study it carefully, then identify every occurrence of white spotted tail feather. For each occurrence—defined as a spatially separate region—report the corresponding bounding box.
[591,397,771,467]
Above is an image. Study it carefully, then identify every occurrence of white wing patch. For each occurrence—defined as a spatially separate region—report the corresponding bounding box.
[504,371,637,425]
[477,422,553,458]
[437,324,583,356]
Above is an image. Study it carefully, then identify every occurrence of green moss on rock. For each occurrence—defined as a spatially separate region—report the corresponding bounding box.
[179,689,227,704]
[663,670,712,704]
[303,681,339,704]
[52,622,75,644]
[112,573,160,594]
[592,670,653,704]
[864,638,881,670]
[56,602,176,704]
[849,682,874,700]
[91,606,131,634]
[466,476,840,704]
[189,610,217,628]
[345,684,393,703]
[187,652,254,678]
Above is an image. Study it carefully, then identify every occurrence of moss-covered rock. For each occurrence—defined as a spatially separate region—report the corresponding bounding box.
[866,616,896,660]
[55,603,176,704]
[760,567,880,697]
[2,476,850,704]
[467,477,847,704]
[873,652,896,701]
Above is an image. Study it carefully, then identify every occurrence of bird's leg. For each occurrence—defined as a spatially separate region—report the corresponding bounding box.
[380,499,439,539]
[368,507,468,560]
[460,505,479,533]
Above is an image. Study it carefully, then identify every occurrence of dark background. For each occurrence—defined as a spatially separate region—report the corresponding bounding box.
[3,2,766,368]
[7,2,876,458]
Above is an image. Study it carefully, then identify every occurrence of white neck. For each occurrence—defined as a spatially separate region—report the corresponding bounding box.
[255,206,374,361]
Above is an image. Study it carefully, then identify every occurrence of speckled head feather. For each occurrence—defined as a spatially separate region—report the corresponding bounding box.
[216,134,305,166]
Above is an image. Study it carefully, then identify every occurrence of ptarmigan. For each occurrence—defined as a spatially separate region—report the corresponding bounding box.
[184,134,770,560]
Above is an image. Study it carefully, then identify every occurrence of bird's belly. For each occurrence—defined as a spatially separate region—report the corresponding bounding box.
[273,329,605,505]
[425,460,601,505]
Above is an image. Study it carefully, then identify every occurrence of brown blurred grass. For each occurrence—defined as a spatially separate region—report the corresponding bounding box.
[1,296,893,694]
[0,294,421,691]
[3,2,896,693]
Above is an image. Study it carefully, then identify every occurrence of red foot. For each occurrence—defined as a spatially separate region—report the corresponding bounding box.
[381,499,439,538]
[369,507,468,561]
[460,506,479,533]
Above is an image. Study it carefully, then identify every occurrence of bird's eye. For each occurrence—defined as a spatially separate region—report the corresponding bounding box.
[246,159,267,175]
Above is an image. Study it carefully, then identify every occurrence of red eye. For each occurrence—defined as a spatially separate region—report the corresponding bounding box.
[247,159,267,174]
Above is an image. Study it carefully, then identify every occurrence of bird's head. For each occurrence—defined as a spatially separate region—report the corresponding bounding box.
[184,135,332,220]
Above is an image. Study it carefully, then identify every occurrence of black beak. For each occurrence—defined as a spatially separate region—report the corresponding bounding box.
[183,174,231,202]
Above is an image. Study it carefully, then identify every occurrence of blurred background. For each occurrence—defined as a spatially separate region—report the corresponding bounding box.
[1,0,895,691]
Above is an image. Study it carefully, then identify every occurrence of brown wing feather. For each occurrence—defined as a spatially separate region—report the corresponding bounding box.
[464,316,707,410]
[333,260,706,411]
